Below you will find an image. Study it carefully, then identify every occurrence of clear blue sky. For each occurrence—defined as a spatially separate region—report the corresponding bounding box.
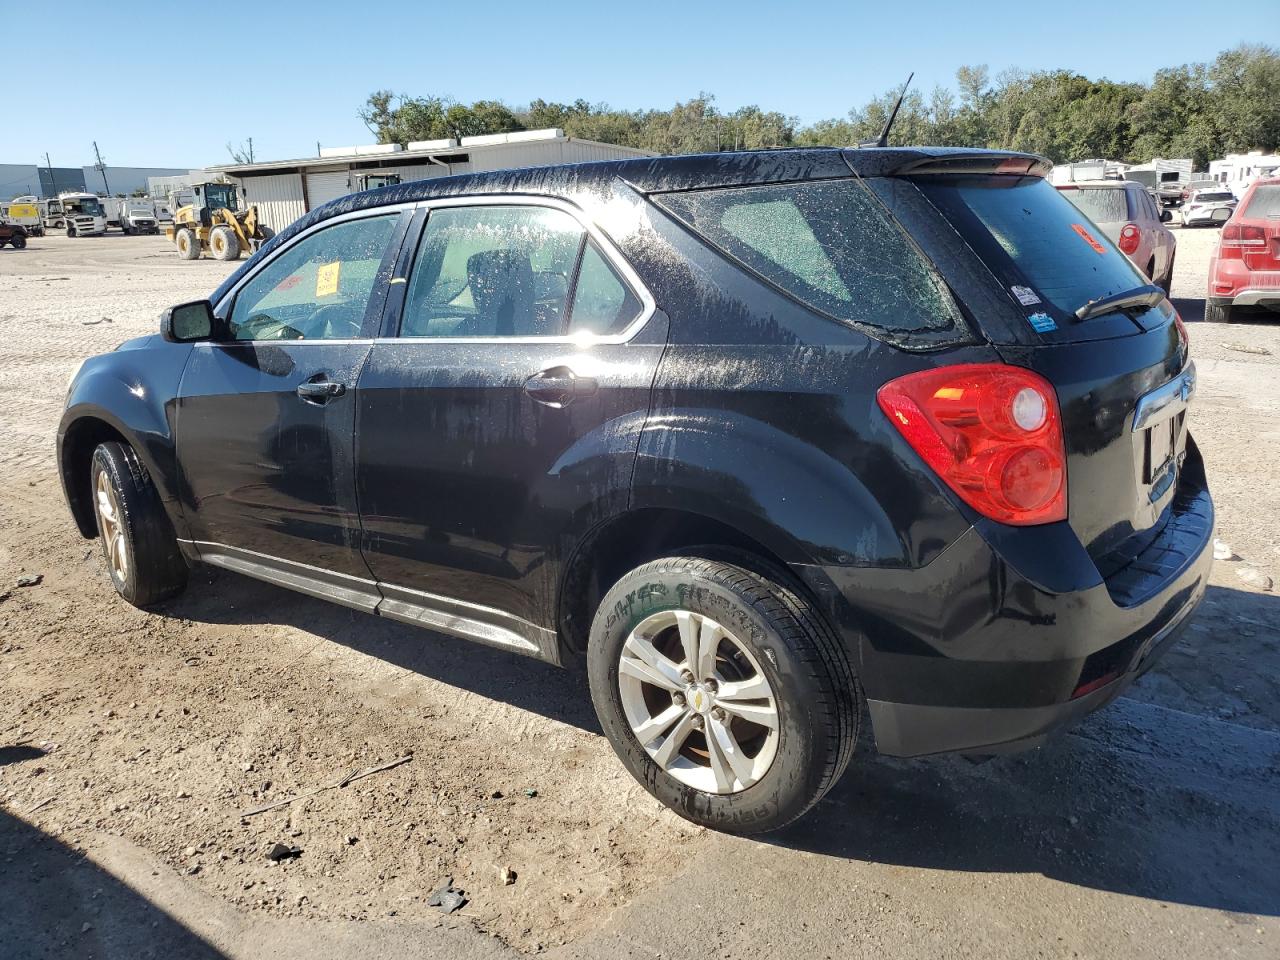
[4,0,1276,169]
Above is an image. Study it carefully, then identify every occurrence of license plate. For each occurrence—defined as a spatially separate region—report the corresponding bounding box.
[1145,418,1175,483]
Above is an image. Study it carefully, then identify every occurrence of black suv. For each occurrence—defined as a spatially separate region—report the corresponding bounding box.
[58,148,1212,833]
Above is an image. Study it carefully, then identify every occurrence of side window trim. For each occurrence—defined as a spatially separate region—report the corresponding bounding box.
[389,195,653,344]
[213,205,416,341]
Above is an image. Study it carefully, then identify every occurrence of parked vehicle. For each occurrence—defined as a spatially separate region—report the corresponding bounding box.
[1206,177,1280,323]
[1181,188,1237,227]
[1126,159,1193,205]
[117,198,160,235]
[1180,179,1218,204]
[3,197,44,236]
[38,198,66,230]
[0,222,29,249]
[58,192,107,236]
[165,181,273,260]
[1057,180,1177,289]
[59,148,1211,833]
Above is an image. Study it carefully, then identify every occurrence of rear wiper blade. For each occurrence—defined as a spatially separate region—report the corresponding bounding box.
[1074,284,1166,322]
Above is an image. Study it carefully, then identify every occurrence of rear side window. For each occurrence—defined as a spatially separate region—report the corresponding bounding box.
[917,176,1144,322]
[1059,187,1129,224]
[1241,186,1280,215]
[654,180,962,335]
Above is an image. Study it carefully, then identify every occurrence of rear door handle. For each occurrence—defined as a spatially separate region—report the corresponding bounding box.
[296,377,346,403]
[524,367,597,407]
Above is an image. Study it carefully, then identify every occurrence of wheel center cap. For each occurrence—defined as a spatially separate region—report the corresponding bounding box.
[688,684,714,715]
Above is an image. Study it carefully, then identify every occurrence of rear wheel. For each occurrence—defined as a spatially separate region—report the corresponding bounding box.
[90,442,188,608]
[1159,252,1174,294]
[209,225,241,261]
[174,227,200,260]
[10,234,26,249]
[1205,299,1232,323]
[588,555,859,833]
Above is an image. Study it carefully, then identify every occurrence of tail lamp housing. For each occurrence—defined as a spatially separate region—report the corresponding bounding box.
[878,364,1067,526]
[1219,222,1265,259]
[1118,223,1141,256]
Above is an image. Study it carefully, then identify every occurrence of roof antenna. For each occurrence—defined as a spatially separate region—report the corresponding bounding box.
[860,72,914,148]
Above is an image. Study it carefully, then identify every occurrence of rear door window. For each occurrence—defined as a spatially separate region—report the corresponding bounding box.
[654,180,963,337]
[916,176,1145,326]
[1059,186,1128,224]
[1242,185,1280,217]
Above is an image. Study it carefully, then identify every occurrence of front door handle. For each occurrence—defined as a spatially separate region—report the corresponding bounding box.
[524,367,597,407]
[296,377,346,403]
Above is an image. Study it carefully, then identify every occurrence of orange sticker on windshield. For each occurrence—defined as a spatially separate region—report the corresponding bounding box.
[315,261,341,298]
[1071,223,1107,255]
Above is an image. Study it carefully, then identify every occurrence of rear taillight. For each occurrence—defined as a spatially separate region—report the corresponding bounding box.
[1118,223,1141,255]
[1218,222,1266,261]
[878,364,1067,526]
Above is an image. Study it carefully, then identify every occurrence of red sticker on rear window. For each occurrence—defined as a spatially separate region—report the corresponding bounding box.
[1071,223,1107,255]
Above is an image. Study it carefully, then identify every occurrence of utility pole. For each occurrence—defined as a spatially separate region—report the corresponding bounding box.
[92,141,110,195]
[43,152,55,197]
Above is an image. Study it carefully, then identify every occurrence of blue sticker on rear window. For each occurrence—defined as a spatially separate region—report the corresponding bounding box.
[1027,312,1057,333]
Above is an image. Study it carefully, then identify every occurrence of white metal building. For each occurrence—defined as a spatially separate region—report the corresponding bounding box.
[198,129,655,233]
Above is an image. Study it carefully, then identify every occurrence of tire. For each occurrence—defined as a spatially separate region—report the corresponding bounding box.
[1205,300,1232,323]
[174,227,200,260]
[66,226,76,238]
[587,555,860,834]
[209,224,241,261]
[90,442,188,608]
[11,235,26,249]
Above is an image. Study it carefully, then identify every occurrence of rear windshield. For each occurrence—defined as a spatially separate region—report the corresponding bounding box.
[1194,191,1235,203]
[1242,185,1280,217]
[653,180,963,336]
[1059,186,1129,223]
[916,176,1145,323]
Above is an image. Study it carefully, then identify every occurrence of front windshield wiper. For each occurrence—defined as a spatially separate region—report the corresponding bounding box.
[1073,284,1166,322]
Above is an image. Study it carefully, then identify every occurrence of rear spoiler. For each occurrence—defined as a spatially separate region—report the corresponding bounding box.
[890,153,1052,178]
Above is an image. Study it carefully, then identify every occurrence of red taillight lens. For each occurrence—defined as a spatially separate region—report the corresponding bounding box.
[877,364,1067,526]
[1119,223,1141,255]
[1221,222,1266,246]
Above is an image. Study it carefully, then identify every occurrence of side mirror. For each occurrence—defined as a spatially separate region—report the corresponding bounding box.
[161,299,218,343]
[1160,209,1173,223]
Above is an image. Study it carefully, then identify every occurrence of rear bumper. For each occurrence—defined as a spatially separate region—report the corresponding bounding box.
[798,440,1213,758]
[1221,290,1280,308]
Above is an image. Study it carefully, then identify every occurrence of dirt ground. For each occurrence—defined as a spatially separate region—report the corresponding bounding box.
[1,226,1278,959]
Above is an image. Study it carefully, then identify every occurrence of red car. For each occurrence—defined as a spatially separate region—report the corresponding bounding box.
[1207,177,1280,322]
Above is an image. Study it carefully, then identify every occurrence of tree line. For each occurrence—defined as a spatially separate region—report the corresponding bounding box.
[360,44,1278,170]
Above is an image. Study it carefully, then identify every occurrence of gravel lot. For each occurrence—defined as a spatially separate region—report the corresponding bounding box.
[1,226,1278,960]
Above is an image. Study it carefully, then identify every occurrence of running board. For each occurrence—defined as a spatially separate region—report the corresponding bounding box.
[183,540,560,665]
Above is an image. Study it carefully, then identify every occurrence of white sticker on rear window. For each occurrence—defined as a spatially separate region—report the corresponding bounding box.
[1011,285,1042,306]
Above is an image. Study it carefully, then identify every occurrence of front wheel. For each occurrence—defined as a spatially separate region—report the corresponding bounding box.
[66,226,76,238]
[588,556,860,834]
[209,224,241,261]
[90,442,188,608]
[10,235,26,249]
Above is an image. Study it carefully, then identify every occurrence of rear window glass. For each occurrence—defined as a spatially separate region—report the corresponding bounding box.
[1241,186,1280,216]
[1059,186,1129,223]
[1194,191,1235,203]
[917,176,1145,322]
[654,180,962,335]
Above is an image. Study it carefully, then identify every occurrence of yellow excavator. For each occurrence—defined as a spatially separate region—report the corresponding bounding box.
[165,181,275,261]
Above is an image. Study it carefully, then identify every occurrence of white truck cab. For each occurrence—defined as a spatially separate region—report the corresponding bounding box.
[58,192,108,237]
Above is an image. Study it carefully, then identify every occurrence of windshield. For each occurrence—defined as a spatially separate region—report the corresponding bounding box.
[915,175,1145,324]
[67,198,104,216]
[1059,187,1129,223]
[204,184,239,212]
[1241,186,1280,217]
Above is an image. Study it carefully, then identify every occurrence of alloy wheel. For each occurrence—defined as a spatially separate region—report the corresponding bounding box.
[618,609,779,794]
[95,471,130,583]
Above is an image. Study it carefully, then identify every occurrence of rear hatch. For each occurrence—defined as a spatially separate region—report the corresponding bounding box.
[862,159,1192,564]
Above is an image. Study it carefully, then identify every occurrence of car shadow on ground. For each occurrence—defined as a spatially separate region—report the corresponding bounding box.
[0,805,226,959]
[1175,295,1279,326]
[160,569,1280,919]
[161,566,602,734]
